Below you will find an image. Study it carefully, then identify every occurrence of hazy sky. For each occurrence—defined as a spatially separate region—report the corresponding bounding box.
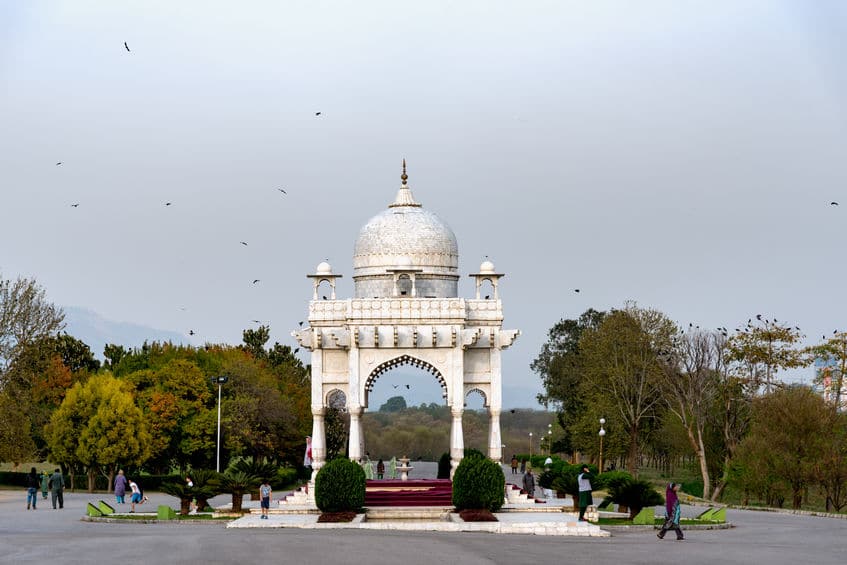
[2,1,846,408]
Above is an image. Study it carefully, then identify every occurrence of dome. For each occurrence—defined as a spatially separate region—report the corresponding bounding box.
[353,164,459,298]
[479,260,495,274]
[315,261,333,276]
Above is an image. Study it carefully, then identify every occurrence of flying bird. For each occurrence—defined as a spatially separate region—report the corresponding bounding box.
[293,348,299,354]
[55,162,62,166]
[298,321,304,327]
[278,188,287,194]
[315,112,322,116]
[70,203,80,207]
[165,202,172,206]
[574,289,580,293]
[756,314,762,321]
[188,330,195,336]
[240,241,248,246]
[124,41,130,52]
[252,279,260,284]
[251,319,262,323]
[405,384,410,389]
[392,385,399,389]
[831,201,839,206]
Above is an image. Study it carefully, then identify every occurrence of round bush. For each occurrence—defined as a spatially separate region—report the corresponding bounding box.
[315,458,366,512]
[452,455,505,512]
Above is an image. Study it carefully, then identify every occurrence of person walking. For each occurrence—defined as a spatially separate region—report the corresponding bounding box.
[577,464,594,522]
[522,467,536,498]
[259,479,272,520]
[26,467,39,510]
[657,483,684,541]
[114,470,128,504]
[376,459,385,480]
[49,468,64,509]
[510,455,519,475]
[41,470,50,501]
[520,459,526,474]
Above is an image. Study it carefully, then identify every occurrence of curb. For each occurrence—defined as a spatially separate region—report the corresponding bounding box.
[81,516,231,525]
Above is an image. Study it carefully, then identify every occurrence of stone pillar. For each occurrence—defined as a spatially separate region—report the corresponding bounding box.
[310,407,326,480]
[348,406,363,461]
[488,408,502,463]
[450,406,464,477]
[488,344,503,463]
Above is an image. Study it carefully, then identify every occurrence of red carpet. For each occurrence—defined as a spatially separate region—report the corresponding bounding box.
[365,479,453,507]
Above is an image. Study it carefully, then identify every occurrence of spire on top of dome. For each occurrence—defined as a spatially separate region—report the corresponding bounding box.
[389,158,422,208]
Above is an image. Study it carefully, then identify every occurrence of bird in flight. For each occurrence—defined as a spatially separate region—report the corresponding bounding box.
[240,241,248,246]
[278,188,287,194]
[124,41,130,52]
[392,385,399,389]
[252,279,260,284]
[70,203,80,208]
[315,112,322,116]
[831,201,839,206]
[165,202,172,206]
[55,162,62,166]
[188,330,195,336]
[574,289,580,293]
[405,384,410,389]
[293,348,299,354]
[298,321,304,327]
[251,319,262,323]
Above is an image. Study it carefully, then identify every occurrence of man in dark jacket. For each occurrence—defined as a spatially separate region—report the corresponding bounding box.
[50,468,64,509]
[522,468,536,498]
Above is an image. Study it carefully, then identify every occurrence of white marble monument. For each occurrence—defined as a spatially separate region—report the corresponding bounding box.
[292,162,519,489]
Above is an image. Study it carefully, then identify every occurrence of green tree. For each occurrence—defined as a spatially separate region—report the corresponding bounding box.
[728,317,808,394]
[579,305,675,476]
[532,309,605,457]
[45,373,151,491]
[0,274,64,371]
[807,331,847,412]
[379,396,407,413]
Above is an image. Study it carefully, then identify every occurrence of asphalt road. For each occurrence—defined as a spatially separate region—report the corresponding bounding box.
[1,489,845,565]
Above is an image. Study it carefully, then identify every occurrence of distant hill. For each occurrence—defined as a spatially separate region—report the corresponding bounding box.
[62,306,188,359]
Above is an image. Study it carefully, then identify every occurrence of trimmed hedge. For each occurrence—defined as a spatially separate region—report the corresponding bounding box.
[315,458,365,512]
[452,455,505,512]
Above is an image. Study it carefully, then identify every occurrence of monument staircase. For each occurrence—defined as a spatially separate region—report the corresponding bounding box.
[364,479,453,507]
[505,482,547,504]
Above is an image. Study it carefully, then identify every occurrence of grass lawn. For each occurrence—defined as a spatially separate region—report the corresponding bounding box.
[596,517,722,526]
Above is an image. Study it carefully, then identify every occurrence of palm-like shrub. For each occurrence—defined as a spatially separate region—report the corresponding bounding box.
[452,455,505,512]
[188,469,221,512]
[160,482,194,515]
[220,470,260,513]
[227,457,278,498]
[601,477,663,519]
[315,458,365,512]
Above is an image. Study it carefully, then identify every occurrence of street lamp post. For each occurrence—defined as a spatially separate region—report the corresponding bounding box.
[547,423,553,456]
[529,432,533,460]
[212,376,229,472]
[598,418,606,474]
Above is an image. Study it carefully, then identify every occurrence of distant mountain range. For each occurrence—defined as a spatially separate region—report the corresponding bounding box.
[62,306,188,359]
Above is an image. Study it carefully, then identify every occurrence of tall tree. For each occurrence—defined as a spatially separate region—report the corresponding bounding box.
[0,274,64,372]
[579,305,675,475]
[727,317,808,394]
[532,309,605,456]
[45,373,151,491]
[658,329,721,498]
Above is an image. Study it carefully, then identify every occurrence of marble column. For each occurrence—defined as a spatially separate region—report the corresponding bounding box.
[488,408,502,463]
[310,407,326,480]
[348,406,364,461]
[450,406,464,477]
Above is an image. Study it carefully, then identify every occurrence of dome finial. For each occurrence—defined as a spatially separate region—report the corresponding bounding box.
[401,159,408,186]
[389,159,421,208]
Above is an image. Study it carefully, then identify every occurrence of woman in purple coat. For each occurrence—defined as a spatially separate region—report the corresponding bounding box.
[114,470,128,504]
[657,482,684,540]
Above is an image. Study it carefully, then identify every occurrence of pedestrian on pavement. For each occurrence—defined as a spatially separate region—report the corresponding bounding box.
[376,459,385,480]
[50,468,64,509]
[114,470,128,504]
[128,478,148,512]
[522,468,536,498]
[520,459,526,474]
[41,470,50,500]
[577,464,593,522]
[511,455,518,475]
[259,479,272,520]
[657,483,684,541]
[26,467,39,510]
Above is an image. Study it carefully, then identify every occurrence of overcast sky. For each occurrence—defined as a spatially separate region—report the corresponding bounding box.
[2,1,846,408]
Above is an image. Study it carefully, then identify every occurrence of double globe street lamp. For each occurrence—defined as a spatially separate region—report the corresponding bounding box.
[212,376,229,472]
[598,418,606,473]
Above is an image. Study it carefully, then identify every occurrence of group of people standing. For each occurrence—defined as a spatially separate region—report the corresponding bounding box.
[25,468,65,510]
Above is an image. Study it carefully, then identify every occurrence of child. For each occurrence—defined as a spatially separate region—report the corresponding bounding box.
[259,479,272,520]
[129,479,148,513]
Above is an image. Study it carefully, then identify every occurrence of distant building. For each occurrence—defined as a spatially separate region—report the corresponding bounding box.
[815,357,847,412]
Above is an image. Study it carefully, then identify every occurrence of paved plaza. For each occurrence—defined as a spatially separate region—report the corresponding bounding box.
[1,463,845,565]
